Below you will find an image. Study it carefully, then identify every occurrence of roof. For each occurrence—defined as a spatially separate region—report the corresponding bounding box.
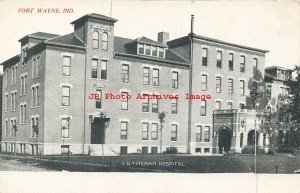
[127,36,167,48]
[114,36,189,65]
[71,13,117,25]
[45,33,85,47]
[18,32,59,42]
[168,34,269,53]
[0,54,20,68]
[265,65,292,71]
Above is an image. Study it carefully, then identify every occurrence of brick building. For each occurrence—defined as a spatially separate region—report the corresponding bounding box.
[1,13,269,155]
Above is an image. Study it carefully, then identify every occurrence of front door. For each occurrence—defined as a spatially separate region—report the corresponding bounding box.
[218,128,232,153]
[91,120,105,144]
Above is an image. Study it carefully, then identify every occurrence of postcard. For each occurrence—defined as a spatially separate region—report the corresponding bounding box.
[0,0,300,193]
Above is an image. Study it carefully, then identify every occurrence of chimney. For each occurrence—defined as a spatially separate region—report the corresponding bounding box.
[191,14,194,34]
[157,32,169,45]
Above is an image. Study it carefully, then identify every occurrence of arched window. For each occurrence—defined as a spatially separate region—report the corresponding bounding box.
[102,32,108,50]
[92,31,99,49]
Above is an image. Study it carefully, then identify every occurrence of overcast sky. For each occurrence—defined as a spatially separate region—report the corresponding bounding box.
[0,0,299,73]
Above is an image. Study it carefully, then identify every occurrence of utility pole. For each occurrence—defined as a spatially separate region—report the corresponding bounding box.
[158,112,166,172]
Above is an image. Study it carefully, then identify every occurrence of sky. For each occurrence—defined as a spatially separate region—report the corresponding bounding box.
[0,0,299,73]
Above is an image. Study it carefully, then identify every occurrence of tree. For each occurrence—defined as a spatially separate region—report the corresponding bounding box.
[245,70,269,110]
[158,112,166,154]
[285,65,300,149]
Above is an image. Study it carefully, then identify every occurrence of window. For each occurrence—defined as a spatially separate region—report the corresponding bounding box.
[121,64,129,83]
[31,88,35,107]
[240,56,245,73]
[204,148,210,153]
[158,48,164,57]
[152,98,158,113]
[120,121,128,139]
[217,51,222,69]
[201,74,207,91]
[32,57,40,78]
[204,126,210,142]
[229,53,234,71]
[121,92,128,110]
[102,32,108,50]
[62,56,71,76]
[151,123,158,140]
[96,90,102,109]
[20,104,26,123]
[91,59,98,78]
[145,45,151,55]
[11,67,17,85]
[240,80,245,96]
[21,75,27,95]
[61,118,70,138]
[215,101,221,110]
[202,48,208,66]
[138,44,144,54]
[142,123,149,140]
[142,94,149,112]
[195,148,201,153]
[228,78,233,94]
[196,126,202,142]
[61,145,69,154]
[10,120,13,137]
[92,31,99,49]
[253,58,258,74]
[143,67,150,85]
[171,99,178,114]
[120,146,128,155]
[152,46,158,56]
[216,77,221,93]
[5,70,8,88]
[100,60,108,80]
[152,68,159,86]
[11,92,16,111]
[5,121,8,137]
[5,94,8,111]
[13,120,17,137]
[227,102,233,109]
[171,124,177,141]
[31,118,39,138]
[62,86,70,106]
[35,86,39,106]
[239,103,245,110]
[172,71,179,88]
[151,147,158,154]
[200,100,206,116]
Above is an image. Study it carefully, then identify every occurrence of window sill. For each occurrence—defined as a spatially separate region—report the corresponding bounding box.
[170,113,178,115]
[31,76,40,80]
[120,109,129,112]
[61,138,70,140]
[19,123,27,125]
[121,82,130,84]
[31,106,40,109]
[90,78,109,82]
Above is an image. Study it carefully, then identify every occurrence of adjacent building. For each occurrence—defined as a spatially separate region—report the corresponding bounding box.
[1,13,269,155]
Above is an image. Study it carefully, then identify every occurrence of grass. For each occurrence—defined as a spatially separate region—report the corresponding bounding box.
[1,152,299,173]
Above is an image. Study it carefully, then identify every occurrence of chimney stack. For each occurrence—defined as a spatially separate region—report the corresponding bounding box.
[157,32,169,45]
[191,14,194,34]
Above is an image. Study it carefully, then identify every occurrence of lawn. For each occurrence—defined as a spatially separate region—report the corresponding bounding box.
[1,152,299,173]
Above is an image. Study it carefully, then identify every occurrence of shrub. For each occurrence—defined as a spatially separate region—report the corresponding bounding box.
[241,145,265,154]
[163,147,178,154]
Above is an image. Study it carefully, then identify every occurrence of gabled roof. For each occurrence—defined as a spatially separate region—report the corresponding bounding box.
[0,54,20,68]
[114,36,189,66]
[126,36,168,48]
[18,32,60,43]
[45,33,85,47]
[71,13,117,25]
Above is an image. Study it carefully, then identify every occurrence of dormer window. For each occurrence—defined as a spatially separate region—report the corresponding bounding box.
[138,44,144,54]
[152,46,158,56]
[158,48,164,57]
[137,43,165,58]
[145,45,151,55]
